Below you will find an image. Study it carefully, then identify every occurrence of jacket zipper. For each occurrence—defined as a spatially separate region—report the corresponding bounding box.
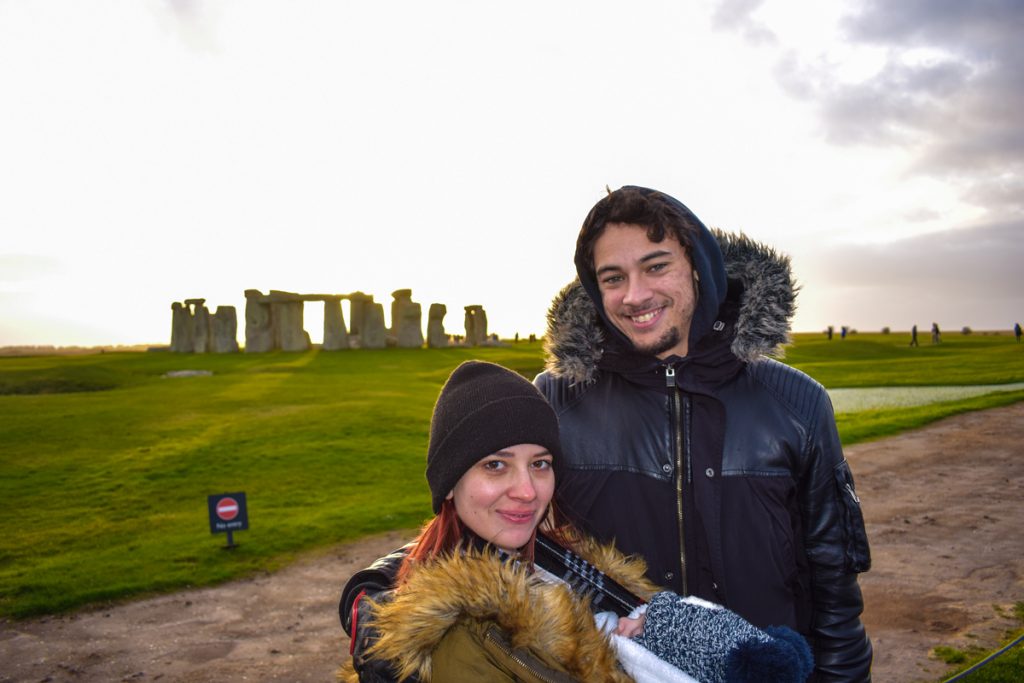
[665,366,688,596]
[845,482,861,504]
[484,626,564,683]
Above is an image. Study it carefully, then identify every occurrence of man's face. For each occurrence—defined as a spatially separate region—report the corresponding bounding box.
[592,222,696,359]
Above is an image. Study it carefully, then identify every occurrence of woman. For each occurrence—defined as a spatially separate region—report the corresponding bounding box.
[339,360,665,682]
[340,361,811,683]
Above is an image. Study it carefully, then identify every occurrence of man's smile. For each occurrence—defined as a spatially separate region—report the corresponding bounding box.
[627,307,665,327]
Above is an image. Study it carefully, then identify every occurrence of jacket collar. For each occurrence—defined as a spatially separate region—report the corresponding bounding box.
[366,548,631,682]
[545,230,796,386]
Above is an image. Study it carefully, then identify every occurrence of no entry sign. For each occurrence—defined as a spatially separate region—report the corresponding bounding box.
[208,492,249,538]
[216,497,240,521]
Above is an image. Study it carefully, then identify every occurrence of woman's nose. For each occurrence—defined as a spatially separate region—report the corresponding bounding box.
[507,468,537,501]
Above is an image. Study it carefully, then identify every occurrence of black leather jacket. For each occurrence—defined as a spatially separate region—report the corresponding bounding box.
[340,546,414,683]
[536,204,872,682]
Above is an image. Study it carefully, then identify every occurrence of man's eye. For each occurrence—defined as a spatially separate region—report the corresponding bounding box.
[601,275,623,286]
[648,263,668,273]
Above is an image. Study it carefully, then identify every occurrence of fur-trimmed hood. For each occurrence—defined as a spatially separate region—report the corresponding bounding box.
[352,541,659,682]
[544,228,797,386]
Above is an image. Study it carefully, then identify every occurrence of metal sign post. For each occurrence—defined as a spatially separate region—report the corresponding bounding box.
[208,492,249,548]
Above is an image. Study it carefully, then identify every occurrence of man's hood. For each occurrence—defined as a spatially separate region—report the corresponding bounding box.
[546,229,797,386]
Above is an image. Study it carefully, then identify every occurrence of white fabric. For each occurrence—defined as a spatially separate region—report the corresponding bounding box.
[595,611,701,683]
[534,568,700,682]
[679,594,723,611]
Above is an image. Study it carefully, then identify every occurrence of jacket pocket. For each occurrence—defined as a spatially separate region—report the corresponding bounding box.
[834,460,871,573]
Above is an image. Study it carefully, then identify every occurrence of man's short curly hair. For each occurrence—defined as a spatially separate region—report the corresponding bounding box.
[576,187,700,276]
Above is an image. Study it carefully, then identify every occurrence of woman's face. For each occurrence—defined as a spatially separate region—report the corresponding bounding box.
[449,443,555,552]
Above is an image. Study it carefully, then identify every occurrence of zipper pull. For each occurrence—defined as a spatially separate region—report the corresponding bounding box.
[665,366,676,388]
[845,483,861,504]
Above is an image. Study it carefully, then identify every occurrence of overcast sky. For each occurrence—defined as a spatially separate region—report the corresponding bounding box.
[1,0,1021,347]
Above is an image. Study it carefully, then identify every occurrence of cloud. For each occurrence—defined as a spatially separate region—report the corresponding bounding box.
[767,0,1024,214]
[153,0,219,52]
[711,0,777,45]
[902,207,942,223]
[801,218,1024,330]
[818,219,1022,296]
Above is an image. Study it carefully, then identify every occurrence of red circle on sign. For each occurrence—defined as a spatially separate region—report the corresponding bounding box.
[216,497,239,521]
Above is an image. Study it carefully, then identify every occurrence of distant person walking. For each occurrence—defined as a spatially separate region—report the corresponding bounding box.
[931,322,941,345]
[1015,322,1022,343]
[910,325,918,347]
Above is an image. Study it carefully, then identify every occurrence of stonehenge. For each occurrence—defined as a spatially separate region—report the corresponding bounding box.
[170,299,239,354]
[171,289,490,353]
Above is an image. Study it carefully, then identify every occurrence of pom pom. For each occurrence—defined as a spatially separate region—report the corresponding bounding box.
[723,625,813,683]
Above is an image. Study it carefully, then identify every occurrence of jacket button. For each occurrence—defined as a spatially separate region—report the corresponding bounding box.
[664,571,674,581]
[662,464,672,474]
[705,467,715,478]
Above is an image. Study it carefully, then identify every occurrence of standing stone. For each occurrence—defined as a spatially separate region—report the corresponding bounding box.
[390,289,412,337]
[362,303,387,349]
[464,307,476,346]
[211,306,240,353]
[427,303,448,348]
[397,301,424,348]
[477,307,488,343]
[322,297,349,351]
[191,301,211,353]
[170,301,194,353]
[391,289,424,349]
[270,291,310,352]
[245,290,274,353]
[464,305,488,346]
[347,292,373,342]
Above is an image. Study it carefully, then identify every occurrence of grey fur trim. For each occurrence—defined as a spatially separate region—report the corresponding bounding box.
[714,229,797,362]
[543,230,797,385]
[542,279,604,386]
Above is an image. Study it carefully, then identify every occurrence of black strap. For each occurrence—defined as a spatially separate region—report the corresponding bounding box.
[534,532,644,617]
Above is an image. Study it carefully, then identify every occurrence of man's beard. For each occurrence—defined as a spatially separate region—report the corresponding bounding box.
[631,325,682,358]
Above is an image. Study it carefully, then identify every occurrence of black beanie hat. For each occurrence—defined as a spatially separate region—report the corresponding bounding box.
[425,361,563,513]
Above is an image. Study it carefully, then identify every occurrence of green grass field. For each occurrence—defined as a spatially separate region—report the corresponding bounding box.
[1,331,1022,620]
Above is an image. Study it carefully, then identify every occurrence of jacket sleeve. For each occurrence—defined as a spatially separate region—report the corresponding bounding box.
[339,546,417,683]
[800,391,873,682]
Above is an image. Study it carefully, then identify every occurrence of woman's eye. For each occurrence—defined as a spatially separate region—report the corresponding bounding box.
[532,459,553,470]
[482,460,505,471]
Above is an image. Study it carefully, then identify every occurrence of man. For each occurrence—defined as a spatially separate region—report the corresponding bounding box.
[535,186,872,681]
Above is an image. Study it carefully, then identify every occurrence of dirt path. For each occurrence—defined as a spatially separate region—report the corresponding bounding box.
[2,403,1023,682]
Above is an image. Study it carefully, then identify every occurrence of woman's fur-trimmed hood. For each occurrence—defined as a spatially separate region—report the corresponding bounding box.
[545,229,797,386]
[357,542,657,682]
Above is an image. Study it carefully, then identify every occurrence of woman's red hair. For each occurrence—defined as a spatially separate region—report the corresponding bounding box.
[395,499,574,586]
